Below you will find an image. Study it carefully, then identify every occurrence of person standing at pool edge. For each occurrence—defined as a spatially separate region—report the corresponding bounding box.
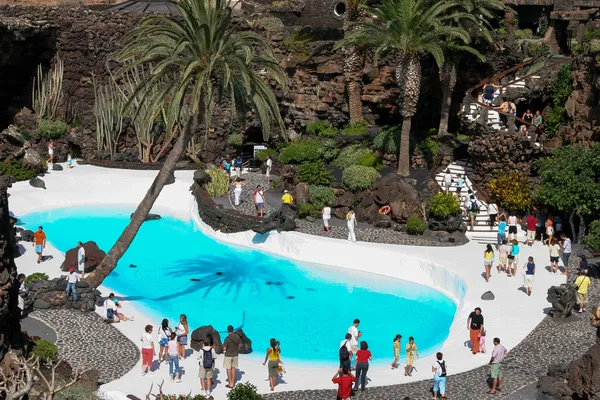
[405,337,418,376]
[158,319,172,363]
[77,241,86,278]
[167,332,181,382]
[32,226,46,264]
[141,324,155,376]
[467,307,484,354]
[391,334,402,369]
[431,352,447,400]
[348,319,362,368]
[176,314,189,359]
[223,325,242,388]
[347,210,357,243]
[354,341,372,392]
[263,338,280,391]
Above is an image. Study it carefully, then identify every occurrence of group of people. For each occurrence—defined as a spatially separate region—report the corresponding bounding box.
[46,140,74,169]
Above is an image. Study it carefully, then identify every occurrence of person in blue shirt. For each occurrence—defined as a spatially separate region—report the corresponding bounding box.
[497,216,507,250]
[508,240,520,277]
[523,256,536,296]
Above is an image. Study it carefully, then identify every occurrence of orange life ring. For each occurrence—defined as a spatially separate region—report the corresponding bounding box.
[379,205,391,215]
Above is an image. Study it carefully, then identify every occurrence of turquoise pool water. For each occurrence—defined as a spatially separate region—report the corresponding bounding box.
[20,206,457,364]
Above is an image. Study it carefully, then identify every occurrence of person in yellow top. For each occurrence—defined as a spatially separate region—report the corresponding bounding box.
[281,190,294,205]
[575,269,592,313]
[391,334,402,369]
[405,336,419,377]
[484,244,495,283]
[263,338,281,391]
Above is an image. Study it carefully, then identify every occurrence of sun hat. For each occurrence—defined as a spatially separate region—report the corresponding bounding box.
[69,268,75,273]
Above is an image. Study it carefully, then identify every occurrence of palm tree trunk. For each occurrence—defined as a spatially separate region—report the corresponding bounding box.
[438,64,456,136]
[348,79,364,123]
[397,116,412,176]
[85,111,201,289]
[577,212,586,244]
[395,53,421,177]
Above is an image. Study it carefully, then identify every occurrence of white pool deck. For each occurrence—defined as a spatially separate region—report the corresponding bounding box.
[10,163,565,399]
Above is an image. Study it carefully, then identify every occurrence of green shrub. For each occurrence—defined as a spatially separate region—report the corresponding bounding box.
[32,339,58,362]
[298,161,332,185]
[332,144,371,169]
[489,172,532,212]
[227,134,244,147]
[553,63,573,106]
[297,203,317,219]
[456,134,469,142]
[406,217,426,235]
[421,138,439,157]
[279,139,321,164]
[544,106,566,138]
[255,148,278,163]
[429,193,461,219]
[283,29,314,60]
[306,121,338,137]
[55,384,101,400]
[529,43,550,58]
[269,178,281,191]
[37,119,68,140]
[573,28,600,55]
[227,382,263,400]
[205,167,230,198]
[342,165,380,191]
[0,161,38,181]
[585,220,600,252]
[515,29,533,40]
[254,17,284,32]
[308,185,336,210]
[356,152,383,169]
[25,272,49,285]
[373,126,400,154]
[342,120,368,136]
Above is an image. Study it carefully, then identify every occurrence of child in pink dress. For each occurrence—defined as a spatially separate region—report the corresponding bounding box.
[479,330,487,353]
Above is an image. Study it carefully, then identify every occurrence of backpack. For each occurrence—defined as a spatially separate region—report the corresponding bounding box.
[106,308,114,320]
[201,349,214,369]
[470,200,479,212]
[339,341,350,362]
[438,361,447,377]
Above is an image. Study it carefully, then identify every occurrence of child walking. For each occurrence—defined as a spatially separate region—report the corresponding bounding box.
[405,337,419,377]
[391,334,402,369]
[478,330,487,354]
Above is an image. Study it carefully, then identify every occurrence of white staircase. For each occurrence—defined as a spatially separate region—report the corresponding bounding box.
[435,160,494,233]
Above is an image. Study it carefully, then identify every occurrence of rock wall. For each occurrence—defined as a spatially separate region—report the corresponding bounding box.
[564,53,600,144]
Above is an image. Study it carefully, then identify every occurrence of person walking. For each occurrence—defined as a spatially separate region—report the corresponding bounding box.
[431,352,447,400]
[508,240,520,277]
[575,269,592,313]
[354,341,372,392]
[508,212,519,241]
[281,190,294,205]
[484,244,494,283]
[347,210,357,243]
[560,234,572,275]
[67,153,73,169]
[265,155,272,184]
[348,319,362,368]
[467,307,484,354]
[223,325,242,388]
[549,238,561,274]
[523,256,536,296]
[175,314,189,359]
[391,334,402,369]
[198,339,217,397]
[76,241,86,278]
[456,175,464,198]
[498,239,510,274]
[579,255,590,274]
[32,226,46,264]
[321,204,332,232]
[263,338,280,392]
[65,268,80,301]
[254,185,266,218]
[405,337,418,377]
[332,367,355,400]
[339,333,353,370]
[47,140,54,166]
[488,338,508,394]
[234,156,243,178]
[496,216,507,250]
[233,178,245,206]
[487,202,498,231]
[443,169,453,194]
[525,212,538,247]
[479,330,487,354]
[167,332,181,382]
[468,195,479,231]
[544,216,554,246]
[141,325,155,376]
[158,319,172,364]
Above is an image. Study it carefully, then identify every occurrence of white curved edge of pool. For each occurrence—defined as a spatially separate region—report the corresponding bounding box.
[9,164,564,400]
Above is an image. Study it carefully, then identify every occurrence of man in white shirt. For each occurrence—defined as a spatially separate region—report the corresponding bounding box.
[488,337,508,394]
[487,202,498,231]
[198,339,218,397]
[339,333,353,370]
[77,241,86,278]
[66,268,81,301]
[265,156,272,184]
[560,234,572,275]
[443,169,452,194]
[348,319,362,367]
[431,352,447,400]
[254,185,266,218]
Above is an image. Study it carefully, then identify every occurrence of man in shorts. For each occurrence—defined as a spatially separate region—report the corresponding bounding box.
[525,212,538,247]
[488,337,507,394]
[223,325,241,388]
[32,226,46,264]
[575,269,591,313]
[77,241,86,278]
[254,185,266,218]
[198,339,217,397]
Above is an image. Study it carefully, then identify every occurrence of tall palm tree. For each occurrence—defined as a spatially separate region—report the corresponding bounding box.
[342,0,369,123]
[85,0,286,289]
[340,0,472,176]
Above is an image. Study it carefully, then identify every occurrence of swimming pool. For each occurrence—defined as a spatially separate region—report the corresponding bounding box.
[19,206,457,364]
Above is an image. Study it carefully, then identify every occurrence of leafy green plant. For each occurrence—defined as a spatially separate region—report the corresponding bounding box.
[489,172,532,212]
[308,185,336,210]
[514,29,533,40]
[227,134,244,147]
[55,384,101,400]
[544,105,566,138]
[255,148,278,163]
[332,144,371,169]
[342,165,380,191]
[585,220,600,252]
[25,272,49,285]
[279,139,321,164]
[227,383,263,400]
[269,178,281,191]
[356,153,383,169]
[0,161,38,181]
[342,120,369,136]
[283,29,314,60]
[528,43,550,58]
[421,138,439,157]
[298,161,333,185]
[37,119,68,140]
[297,203,318,219]
[406,217,426,235]
[373,126,400,154]
[307,121,338,137]
[205,167,230,198]
[553,63,573,106]
[429,193,461,218]
[456,134,469,142]
[32,339,58,362]
[573,28,600,55]
[254,17,284,32]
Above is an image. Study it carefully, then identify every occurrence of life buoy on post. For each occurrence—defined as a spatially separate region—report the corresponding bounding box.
[379,205,391,215]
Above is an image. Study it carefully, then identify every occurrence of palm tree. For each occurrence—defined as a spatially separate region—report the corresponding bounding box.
[340,0,473,176]
[85,0,286,289]
[342,0,369,123]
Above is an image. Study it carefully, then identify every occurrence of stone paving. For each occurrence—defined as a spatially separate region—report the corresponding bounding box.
[29,309,139,383]
[264,254,598,400]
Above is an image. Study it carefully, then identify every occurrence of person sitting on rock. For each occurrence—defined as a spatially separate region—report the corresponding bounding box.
[104,293,133,322]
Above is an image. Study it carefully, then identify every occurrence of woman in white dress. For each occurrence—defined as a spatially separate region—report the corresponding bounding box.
[321,205,331,232]
[233,178,245,206]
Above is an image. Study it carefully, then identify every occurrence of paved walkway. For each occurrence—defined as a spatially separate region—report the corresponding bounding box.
[264,253,598,400]
[29,309,139,383]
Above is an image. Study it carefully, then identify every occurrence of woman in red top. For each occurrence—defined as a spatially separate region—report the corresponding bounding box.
[353,341,372,391]
[332,367,355,400]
